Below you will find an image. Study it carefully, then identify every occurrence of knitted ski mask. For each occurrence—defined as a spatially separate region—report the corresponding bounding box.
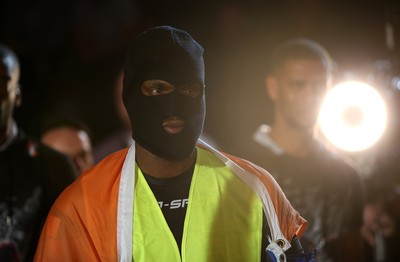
[122,26,205,160]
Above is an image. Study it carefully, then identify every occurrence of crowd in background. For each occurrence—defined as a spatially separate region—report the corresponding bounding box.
[1,1,400,261]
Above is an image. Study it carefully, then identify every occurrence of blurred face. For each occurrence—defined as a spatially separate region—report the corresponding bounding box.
[41,127,94,174]
[0,54,20,139]
[267,59,330,131]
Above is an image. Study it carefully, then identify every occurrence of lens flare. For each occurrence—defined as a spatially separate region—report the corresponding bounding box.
[318,81,387,152]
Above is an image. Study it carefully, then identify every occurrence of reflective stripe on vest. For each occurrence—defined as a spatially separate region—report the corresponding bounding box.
[133,147,263,262]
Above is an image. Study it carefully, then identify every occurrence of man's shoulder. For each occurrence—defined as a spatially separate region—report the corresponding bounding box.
[91,147,129,171]
[77,148,129,186]
[236,133,282,172]
[317,145,359,177]
[2,130,76,176]
[51,149,128,216]
[209,145,282,187]
[197,138,284,188]
[38,142,76,171]
[251,124,282,153]
[1,130,29,155]
[197,143,308,240]
[27,138,78,202]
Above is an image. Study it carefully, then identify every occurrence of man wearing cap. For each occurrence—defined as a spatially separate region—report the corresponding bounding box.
[34,26,307,262]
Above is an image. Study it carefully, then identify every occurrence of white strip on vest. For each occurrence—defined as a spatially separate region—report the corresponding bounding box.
[198,140,291,251]
[118,145,136,262]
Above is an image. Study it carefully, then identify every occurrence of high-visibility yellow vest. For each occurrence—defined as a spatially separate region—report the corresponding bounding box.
[133,147,263,262]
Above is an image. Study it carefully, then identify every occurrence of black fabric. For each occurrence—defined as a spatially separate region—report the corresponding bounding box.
[0,130,76,261]
[143,165,194,251]
[122,26,205,160]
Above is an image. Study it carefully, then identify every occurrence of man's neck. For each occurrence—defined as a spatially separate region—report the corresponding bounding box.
[269,121,315,158]
[135,144,196,179]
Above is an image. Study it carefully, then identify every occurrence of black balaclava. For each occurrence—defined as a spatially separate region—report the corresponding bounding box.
[122,26,205,161]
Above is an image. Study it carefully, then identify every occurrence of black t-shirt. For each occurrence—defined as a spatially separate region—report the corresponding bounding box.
[143,165,194,251]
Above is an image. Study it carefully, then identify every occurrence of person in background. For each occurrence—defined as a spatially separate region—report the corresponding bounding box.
[40,115,94,175]
[0,44,76,261]
[34,26,309,262]
[239,38,364,261]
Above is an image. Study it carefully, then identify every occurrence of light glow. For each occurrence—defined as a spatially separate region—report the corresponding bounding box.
[318,81,387,152]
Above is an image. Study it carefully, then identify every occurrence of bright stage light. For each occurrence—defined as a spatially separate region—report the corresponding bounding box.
[318,81,387,152]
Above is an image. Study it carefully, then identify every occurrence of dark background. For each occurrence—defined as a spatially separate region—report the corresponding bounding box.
[1,0,399,152]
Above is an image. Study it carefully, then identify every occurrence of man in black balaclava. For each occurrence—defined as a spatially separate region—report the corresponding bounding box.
[122,25,205,160]
[35,26,307,262]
